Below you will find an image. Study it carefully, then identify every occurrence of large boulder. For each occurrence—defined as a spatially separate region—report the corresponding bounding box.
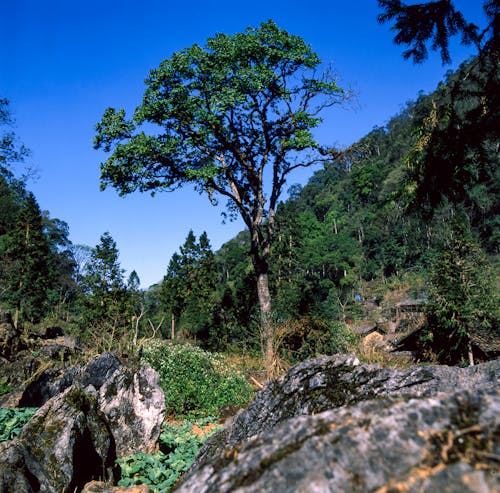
[0,385,117,493]
[1,353,166,491]
[98,362,166,457]
[19,352,123,407]
[177,356,499,492]
[19,352,165,457]
[176,389,499,492]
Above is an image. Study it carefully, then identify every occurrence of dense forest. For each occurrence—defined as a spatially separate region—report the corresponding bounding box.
[1,4,498,370]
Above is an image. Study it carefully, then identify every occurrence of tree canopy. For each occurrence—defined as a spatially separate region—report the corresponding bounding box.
[95,20,349,370]
[377,0,499,64]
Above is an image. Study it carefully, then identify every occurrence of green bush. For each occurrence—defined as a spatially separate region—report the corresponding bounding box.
[142,340,254,416]
[0,408,38,442]
[117,417,220,491]
[279,318,358,363]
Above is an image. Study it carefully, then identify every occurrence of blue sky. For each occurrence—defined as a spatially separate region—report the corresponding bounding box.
[1,1,485,288]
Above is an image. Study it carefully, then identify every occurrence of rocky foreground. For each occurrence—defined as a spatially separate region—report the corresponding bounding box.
[0,350,498,492]
[174,355,499,493]
[0,352,165,492]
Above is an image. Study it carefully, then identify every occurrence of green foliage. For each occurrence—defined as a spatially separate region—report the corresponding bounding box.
[279,318,358,363]
[425,221,498,364]
[161,231,219,342]
[142,340,254,417]
[117,417,220,491]
[4,192,51,323]
[0,380,13,397]
[0,98,30,179]
[77,231,132,348]
[0,408,38,442]
[95,20,345,202]
[377,0,481,64]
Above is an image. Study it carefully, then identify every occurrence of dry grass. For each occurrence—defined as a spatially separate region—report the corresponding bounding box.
[355,345,415,368]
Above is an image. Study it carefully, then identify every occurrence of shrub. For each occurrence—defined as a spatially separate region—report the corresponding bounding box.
[142,340,254,416]
[0,380,13,397]
[279,318,358,363]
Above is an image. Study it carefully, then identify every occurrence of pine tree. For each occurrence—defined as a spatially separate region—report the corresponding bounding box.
[79,232,128,340]
[161,231,219,341]
[6,193,50,325]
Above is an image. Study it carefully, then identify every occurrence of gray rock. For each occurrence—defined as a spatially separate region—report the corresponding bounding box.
[0,385,117,493]
[78,351,122,390]
[19,366,79,407]
[19,352,121,407]
[99,363,166,457]
[1,352,166,490]
[176,389,499,492]
[0,441,38,492]
[179,356,499,492]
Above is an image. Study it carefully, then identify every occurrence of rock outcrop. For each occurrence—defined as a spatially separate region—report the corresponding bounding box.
[19,351,121,407]
[0,353,166,492]
[177,355,499,493]
[98,362,165,457]
[0,385,116,493]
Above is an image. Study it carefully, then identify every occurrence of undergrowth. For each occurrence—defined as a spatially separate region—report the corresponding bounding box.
[0,379,13,397]
[117,416,220,491]
[142,340,254,417]
[0,407,38,442]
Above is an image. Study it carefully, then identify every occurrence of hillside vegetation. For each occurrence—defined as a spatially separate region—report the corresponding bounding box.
[1,40,498,372]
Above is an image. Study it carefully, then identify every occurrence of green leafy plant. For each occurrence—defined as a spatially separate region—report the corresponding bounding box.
[0,408,38,442]
[0,379,13,397]
[142,340,254,416]
[117,417,220,491]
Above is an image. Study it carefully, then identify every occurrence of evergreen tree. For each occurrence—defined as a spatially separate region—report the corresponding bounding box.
[426,220,498,365]
[79,232,128,340]
[161,231,219,342]
[5,192,50,325]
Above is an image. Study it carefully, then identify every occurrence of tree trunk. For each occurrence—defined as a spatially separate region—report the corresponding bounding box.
[467,338,474,366]
[13,308,19,329]
[256,270,275,374]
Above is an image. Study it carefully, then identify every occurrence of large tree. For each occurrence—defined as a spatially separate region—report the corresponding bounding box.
[94,20,347,369]
[5,192,51,326]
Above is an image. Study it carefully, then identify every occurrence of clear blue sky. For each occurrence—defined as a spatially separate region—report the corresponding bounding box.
[1,1,485,288]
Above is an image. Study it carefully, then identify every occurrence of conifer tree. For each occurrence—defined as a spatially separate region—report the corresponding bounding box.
[426,220,498,365]
[161,231,218,341]
[6,192,50,325]
[80,232,128,339]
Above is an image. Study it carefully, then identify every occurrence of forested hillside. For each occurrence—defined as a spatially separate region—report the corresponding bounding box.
[158,51,498,364]
[1,35,498,368]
